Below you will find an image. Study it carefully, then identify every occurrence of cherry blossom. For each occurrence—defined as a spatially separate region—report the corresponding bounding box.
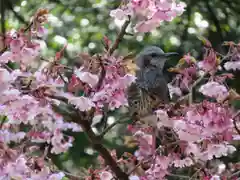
[110,0,186,32]
[1,4,240,180]
[99,171,113,180]
[224,61,240,71]
[68,95,95,111]
[74,66,99,88]
[199,81,229,101]
[167,83,182,98]
[198,48,219,73]
[0,31,41,66]
[0,68,11,92]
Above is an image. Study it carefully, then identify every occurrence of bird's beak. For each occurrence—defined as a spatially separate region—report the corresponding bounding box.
[150,52,178,67]
[164,52,179,57]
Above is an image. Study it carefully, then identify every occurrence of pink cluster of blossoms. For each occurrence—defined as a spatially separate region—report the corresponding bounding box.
[110,0,186,32]
[0,2,240,180]
[96,43,240,179]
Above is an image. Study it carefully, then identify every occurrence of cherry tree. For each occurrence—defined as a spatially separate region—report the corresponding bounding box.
[0,0,239,180]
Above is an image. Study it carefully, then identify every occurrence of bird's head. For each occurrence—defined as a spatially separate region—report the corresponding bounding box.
[136,46,178,70]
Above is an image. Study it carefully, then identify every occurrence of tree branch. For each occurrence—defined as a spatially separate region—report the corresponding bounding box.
[46,93,129,180]
[99,116,129,139]
[70,111,129,180]
[108,16,131,55]
[169,53,232,114]
[1,0,6,48]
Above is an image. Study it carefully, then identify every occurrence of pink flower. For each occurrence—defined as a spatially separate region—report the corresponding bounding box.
[198,49,219,72]
[10,38,24,53]
[134,131,153,160]
[224,61,240,71]
[199,143,236,161]
[199,81,228,101]
[37,26,48,37]
[30,167,64,180]
[0,68,11,92]
[48,172,65,180]
[110,0,186,32]
[156,109,173,128]
[135,19,160,33]
[119,74,136,88]
[167,83,182,98]
[0,130,26,144]
[173,157,194,168]
[0,51,12,63]
[145,155,170,180]
[51,131,73,154]
[1,31,41,65]
[210,175,221,180]
[4,156,29,179]
[68,96,95,111]
[110,9,128,21]
[74,67,99,88]
[172,2,187,16]
[129,175,140,180]
[100,171,113,180]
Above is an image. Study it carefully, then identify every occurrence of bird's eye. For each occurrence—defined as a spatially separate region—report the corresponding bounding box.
[151,53,158,58]
[143,55,151,66]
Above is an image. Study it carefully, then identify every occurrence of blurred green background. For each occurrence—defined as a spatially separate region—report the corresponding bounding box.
[1,0,240,177]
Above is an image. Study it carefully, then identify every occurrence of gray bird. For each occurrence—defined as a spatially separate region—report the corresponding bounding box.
[127,46,178,125]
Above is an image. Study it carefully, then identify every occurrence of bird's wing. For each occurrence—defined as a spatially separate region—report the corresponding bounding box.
[137,69,170,103]
[148,72,170,103]
[127,82,152,116]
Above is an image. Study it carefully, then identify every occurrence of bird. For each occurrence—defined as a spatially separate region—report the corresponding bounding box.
[127,46,178,126]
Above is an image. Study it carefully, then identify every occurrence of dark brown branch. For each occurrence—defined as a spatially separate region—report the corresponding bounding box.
[168,53,232,114]
[99,116,129,139]
[70,112,129,180]
[24,21,34,33]
[108,16,131,55]
[1,0,6,50]
[46,93,129,180]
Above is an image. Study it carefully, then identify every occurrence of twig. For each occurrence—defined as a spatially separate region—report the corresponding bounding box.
[172,53,232,109]
[127,160,143,175]
[70,112,129,180]
[24,21,34,33]
[108,16,131,55]
[45,93,129,179]
[188,87,193,105]
[189,168,202,180]
[40,57,73,71]
[57,71,68,84]
[167,173,190,179]
[229,170,240,179]
[99,116,129,138]
[95,54,106,91]
[45,93,69,104]
[1,63,13,72]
